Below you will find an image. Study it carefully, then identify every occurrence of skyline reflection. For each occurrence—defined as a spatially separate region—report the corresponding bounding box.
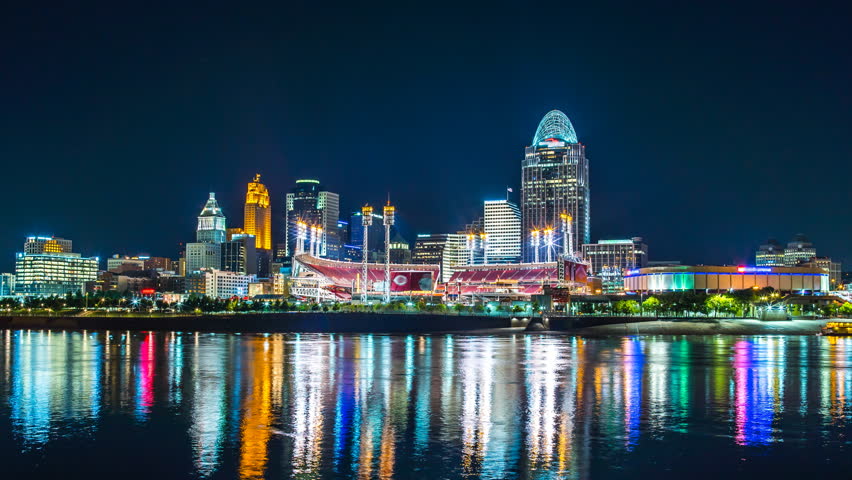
[2,331,852,478]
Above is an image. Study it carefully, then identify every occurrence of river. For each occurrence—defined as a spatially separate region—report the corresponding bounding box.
[2,330,851,479]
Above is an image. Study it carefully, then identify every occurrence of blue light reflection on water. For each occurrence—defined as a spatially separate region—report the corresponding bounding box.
[3,331,852,478]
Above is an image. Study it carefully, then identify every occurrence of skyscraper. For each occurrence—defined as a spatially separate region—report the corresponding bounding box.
[196,193,226,244]
[243,174,271,276]
[521,110,590,262]
[186,192,226,273]
[244,174,271,251]
[483,200,521,264]
[284,179,340,259]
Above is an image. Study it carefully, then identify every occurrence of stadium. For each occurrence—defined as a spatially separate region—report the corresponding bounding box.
[291,253,588,303]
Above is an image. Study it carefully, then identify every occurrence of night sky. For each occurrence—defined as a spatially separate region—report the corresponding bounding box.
[2,3,850,271]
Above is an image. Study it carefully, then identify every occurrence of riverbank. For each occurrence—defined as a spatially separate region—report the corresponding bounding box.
[0,313,843,335]
[565,318,834,336]
[0,312,517,333]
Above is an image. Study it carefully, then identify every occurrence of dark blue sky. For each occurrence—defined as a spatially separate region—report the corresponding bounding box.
[1,2,850,270]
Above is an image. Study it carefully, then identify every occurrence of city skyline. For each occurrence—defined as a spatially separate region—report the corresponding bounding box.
[2,4,850,270]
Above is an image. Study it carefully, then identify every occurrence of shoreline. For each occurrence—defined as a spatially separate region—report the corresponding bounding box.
[0,313,842,336]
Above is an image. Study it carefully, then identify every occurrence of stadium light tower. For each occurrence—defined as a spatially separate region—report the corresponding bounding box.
[466,233,476,265]
[309,225,318,257]
[544,227,555,263]
[296,221,307,255]
[383,203,395,303]
[531,230,540,263]
[360,205,373,303]
[561,213,573,258]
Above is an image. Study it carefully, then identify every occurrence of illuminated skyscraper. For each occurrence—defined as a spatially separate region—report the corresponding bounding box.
[186,192,226,273]
[284,179,340,259]
[521,110,590,262]
[196,192,227,244]
[484,200,521,264]
[244,174,271,251]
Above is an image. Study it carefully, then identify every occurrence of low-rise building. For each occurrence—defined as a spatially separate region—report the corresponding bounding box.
[624,265,829,293]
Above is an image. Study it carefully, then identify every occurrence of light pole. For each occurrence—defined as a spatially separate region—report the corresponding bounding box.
[383,203,395,303]
[531,230,540,264]
[361,205,373,303]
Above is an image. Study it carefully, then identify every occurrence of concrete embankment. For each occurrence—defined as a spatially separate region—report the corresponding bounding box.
[0,313,520,334]
[547,316,831,336]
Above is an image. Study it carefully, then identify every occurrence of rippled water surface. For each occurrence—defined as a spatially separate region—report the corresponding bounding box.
[2,330,852,479]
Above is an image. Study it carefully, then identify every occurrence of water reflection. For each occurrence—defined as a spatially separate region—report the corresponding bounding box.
[3,331,852,478]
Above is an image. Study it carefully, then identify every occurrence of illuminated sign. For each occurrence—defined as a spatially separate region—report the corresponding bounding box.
[625,269,640,276]
[140,288,156,295]
[736,266,772,273]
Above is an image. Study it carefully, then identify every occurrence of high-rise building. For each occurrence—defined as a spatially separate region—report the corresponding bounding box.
[521,110,590,262]
[243,174,272,251]
[284,179,340,259]
[196,193,227,244]
[581,238,648,293]
[14,236,98,296]
[412,233,467,283]
[243,174,272,276]
[483,200,521,264]
[185,192,227,273]
[783,234,816,267]
[186,243,221,273]
[24,236,72,254]
[221,234,257,275]
[756,239,786,266]
[349,211,383,259]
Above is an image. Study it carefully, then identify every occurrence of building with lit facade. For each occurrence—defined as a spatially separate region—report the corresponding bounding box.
[243,174,271,251]
[783,234,816,267]
[411,233,468,283]
[755,239,785,266]
[348,210,383,261]
[483,200,521,264]
[388,232,412,264]
[196,193,227,243]
[15,237,98,296]
[203,269,257,299]
[624,265,829,293]
[800,256,842,289]
[23,236,72,254]
[186,243,221,273]
[185,192,227,273]
[107,255,146,272]
[1,273,15,296]
[581,238,648,293]
[243,174,272,276]
[284,179,340,259]
[521,110,590,262]
[221,234,257,275]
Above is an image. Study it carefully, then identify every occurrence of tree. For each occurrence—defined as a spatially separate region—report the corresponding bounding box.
[706,294,737,317]
[839,302,852,317]
[642,297,661,315]
[613,300,640,316]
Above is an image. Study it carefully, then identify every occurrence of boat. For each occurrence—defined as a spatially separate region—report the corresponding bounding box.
[820,322,852,336]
